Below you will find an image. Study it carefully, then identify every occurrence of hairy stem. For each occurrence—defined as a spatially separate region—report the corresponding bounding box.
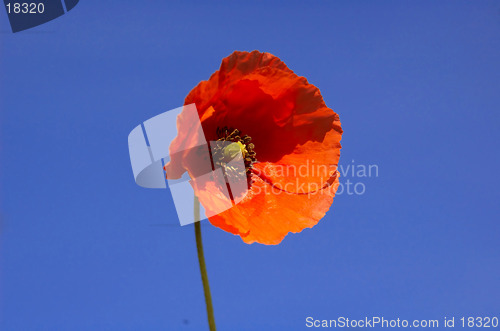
[194,197,216,331]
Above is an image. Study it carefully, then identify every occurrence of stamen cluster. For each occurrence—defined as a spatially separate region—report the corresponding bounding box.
[214,127,257,181]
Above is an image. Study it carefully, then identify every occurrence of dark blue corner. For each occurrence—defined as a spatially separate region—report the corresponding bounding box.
[4,0,79,33]
[63,0,78,12]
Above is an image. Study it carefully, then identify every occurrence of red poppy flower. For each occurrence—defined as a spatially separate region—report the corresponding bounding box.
[165,50,342,245]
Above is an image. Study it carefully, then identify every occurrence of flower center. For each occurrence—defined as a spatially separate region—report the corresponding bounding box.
[214,127,257,180]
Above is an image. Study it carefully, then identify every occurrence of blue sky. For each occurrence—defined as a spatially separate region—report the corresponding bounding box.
[1,1,499,330]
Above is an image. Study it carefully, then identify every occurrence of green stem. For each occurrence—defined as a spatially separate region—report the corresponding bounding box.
[194,196,216,331]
